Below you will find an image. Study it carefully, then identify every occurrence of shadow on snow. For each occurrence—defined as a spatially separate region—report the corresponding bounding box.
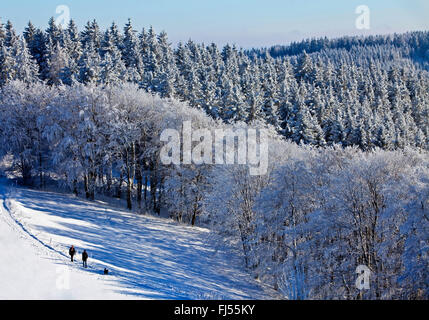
[9,187,265,299]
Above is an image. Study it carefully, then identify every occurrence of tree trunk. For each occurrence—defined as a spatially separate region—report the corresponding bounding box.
[116,172,123,198]
[144,175,148,209]
[39,152,43,188]
[126,182,132,210]
[73,179,78,196]
[136,170,142,210]
[106,164,112,195]
[84,174,90,199]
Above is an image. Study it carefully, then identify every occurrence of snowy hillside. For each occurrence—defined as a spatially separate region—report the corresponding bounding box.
[0,180,274,299]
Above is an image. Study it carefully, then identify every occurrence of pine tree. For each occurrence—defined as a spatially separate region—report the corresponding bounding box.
[298,103,325,146]
[0,19,5,43]
[66,20,82,64]
[45,17,62,47]
[81,20,101,50]
[186,67,203,108]
[13,36,39,84]
[143,26,163,92]
[24,24,46,80]
[122,19,140,71]
[101,22,122,58]
[155,31,177,98]
[246,87,264,123]
[261,74,279,127]
[23,21,37,45]
[5,20,18,49]
[78,41,102,84]
[100,46,127,85]
[45,39,71,85]
[200,75,219,119]
[0,44,15,85]
[295,51,314,83]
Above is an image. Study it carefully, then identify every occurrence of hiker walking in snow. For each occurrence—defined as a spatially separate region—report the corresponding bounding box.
[69,245,76,262]
[82,250,88,268]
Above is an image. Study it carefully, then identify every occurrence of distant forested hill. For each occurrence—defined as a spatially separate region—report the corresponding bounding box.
[247,32,429,69]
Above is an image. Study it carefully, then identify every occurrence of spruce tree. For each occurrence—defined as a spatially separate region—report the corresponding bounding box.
[13,36,39,84]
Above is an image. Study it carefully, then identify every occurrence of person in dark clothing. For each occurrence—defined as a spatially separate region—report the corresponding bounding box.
[69,245,76,262]
[82,250,88,268]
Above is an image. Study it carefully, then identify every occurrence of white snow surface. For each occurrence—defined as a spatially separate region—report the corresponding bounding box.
[0,180,274,299]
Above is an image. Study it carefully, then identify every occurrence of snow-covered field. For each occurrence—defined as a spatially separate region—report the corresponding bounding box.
[0,179,274,299]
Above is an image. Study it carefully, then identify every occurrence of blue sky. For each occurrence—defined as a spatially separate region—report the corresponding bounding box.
[0,0,428,48]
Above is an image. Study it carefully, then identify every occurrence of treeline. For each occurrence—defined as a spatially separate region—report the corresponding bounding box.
[0,18,428,150]
[248,31,429,65]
